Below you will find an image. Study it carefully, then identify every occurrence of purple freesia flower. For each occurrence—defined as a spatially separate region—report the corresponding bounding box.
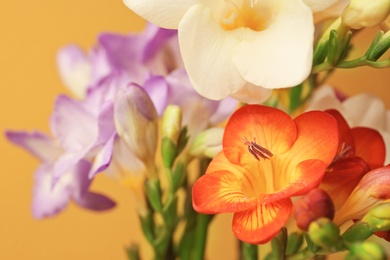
[5,131,115,218]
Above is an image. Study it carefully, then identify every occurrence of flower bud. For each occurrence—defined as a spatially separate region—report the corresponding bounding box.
[161,105,182,168]
[346,242,386,260]
[114,83,158,173]
[293,188,335,231]
[308,218,341,250]
[362,202,390,232]
[342,0,390,29]
[189,128,224,158]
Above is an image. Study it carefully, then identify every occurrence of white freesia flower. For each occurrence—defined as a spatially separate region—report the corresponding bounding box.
[342,0,390,29]
[123,0,335,103]
[307,86,390,164]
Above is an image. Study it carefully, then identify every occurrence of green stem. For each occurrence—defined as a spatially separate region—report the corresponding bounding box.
[312,57,390,73]
[241,242,258,260]
[193,213,211,260]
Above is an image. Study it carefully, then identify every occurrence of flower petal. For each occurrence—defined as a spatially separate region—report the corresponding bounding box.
[303,0,339,12]
[5,131,62,162]
[50,95,97,152]
[233,0,313,88]
[223,105,297,166]
[74,192,116,211]
[334,166,390,225]
[326,109,355,157]
[178,5,247,100]
[143,76,169,116]
[192,169,255,214]
[123,0,197,29]
[57,44,91,98]
[232,199,293,244]
[352,127,386,169]
[230,83,273,104]
[288,111,338,167]
[321,157,370,210]
[89,134,116,178]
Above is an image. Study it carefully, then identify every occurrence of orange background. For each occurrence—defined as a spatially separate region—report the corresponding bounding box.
[0,1,389,259]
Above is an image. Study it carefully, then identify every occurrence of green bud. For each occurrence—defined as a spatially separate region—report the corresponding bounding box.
[286,232,304,255]
[172,161,186,191]
[367,30,390,61]
[308,218,341,250]
[162,105,182,144]
[346,242,386,260]
[163,196,178,227]
[342,221,373,244]
[189,128,224,158]
[145,179,163,212]
[327,30,341,65]
[270,228,287,259]
[161,137,177,169]
[362,202,390,232]
[139,210,155,243]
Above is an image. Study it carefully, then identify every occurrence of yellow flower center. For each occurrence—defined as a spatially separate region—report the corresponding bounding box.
[219,0,276,31]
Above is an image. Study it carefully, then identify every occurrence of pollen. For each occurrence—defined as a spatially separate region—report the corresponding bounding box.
[243,137,273,160]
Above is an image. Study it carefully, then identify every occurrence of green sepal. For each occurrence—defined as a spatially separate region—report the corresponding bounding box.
[139,210,155,244]
[327,30,340,65]
[367,31,390,61]
[172,161,186,191]
[270,228,287,259]
[313,40,329,66]
[161,137,177,169]
[286,232,304,255]
[345,242,386,260]
[176,126,189,156]
[365,31,384,60]
[163,196,178,228]
[338,30,352,62]
[241,242,258,260]
[304,233,319,254]
[308,218,342,251]
[125,244,141,260]
[145,179,163,212]
[342,221,373,244]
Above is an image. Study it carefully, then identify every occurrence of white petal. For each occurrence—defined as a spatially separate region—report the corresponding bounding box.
[306,86,346,112]
[122,0,198,29]
[179,5,247,100]
[230,83,272,104]
[233,0,314,89]
[343,94,386,130]
[303,0,339,13]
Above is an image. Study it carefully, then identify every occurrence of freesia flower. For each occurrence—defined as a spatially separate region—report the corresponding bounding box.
[5,131,115,218]
[192,105,338,243]
[124,0,343,103]
[342,0,390,29]
[308,86,390,164]
[57,23,181,98]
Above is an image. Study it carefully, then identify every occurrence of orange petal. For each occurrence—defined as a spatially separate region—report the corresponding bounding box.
[192,170,255,214]
[321,157,370,210]
[334,166,390,224]
[351,127,386,169]
[232,199,292,244]
[223,105,297,166]
[267,159,327,201]
[288,111,338,167]
[326,109,355,157]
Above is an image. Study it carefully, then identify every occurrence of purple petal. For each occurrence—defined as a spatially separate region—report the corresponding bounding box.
[32,164,71,219]
[52,150,86,182]
[50,95,97,151]
[95,102,115,146]
[5,130,62,162]
[142,23,177,62]
[57,44,91,98]
[90,46,112,85]
[89,134,116,178]
[209,97,238,125]
[143,76,169,116]
[74,192,116,211]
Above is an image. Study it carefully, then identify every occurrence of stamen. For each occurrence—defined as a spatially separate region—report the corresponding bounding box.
[330,142,352,166]
[243,137,273,161]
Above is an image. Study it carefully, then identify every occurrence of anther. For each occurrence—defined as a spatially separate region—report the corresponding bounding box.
[243,137,273,161]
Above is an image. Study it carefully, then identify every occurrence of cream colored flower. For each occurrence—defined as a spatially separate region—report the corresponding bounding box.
[123,0,335,103]
[342,0,390,29]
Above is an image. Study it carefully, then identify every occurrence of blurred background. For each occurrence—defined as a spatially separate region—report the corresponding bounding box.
[0,1,389,259]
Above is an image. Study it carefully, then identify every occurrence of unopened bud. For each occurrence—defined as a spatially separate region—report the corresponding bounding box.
[342,0,390,29]
[189,128,224,158]
[162,105,182,145]
[346,242,386,260]
[308,218,341,250]
[293,188,335,231]
[114,83,158,171]
[362,202,390,232]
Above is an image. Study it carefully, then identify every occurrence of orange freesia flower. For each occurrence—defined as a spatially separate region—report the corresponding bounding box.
[192,105,338,244]
[321,109,386,211]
